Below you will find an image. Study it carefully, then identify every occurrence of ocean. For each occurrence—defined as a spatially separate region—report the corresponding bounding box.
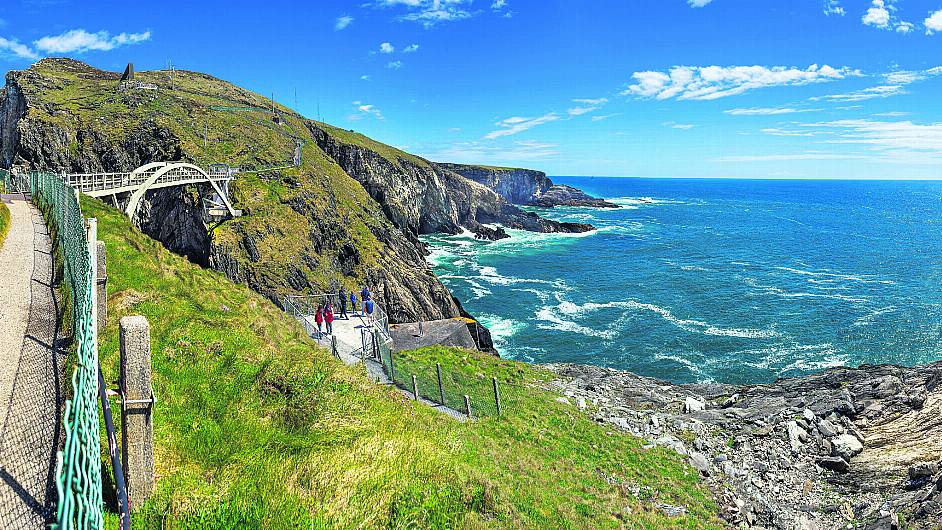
[422,177,942,385]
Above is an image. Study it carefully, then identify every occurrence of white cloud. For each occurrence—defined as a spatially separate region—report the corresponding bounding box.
[664,121,694,129]
[812,84,906,102]
[0,36,39,59]
[379,42,395,53]
[485,113,559,139]
[572,97,608,105]
[688,0,713,7]
[335,15,354,30]
[624,64,858,101]
[715,153,867,162]
[491,0,507,9]
[376,0,474,28]
[862,0,890,28]
[591,113,619,122]
[348,101,384,121]
[34,29,151,54]
[823,0,845,16]
[360,74,371,81]
[761,128,817,137]
[927,10,942,34]
[387,60,403,69]
[873,111,909,116]
[800,119,942,163]
[424,139,558,164]
[812,66,942,102]
[566,97,607,117]
[861,0,913,33]
[725,106,821,116]
[403,43,420,53]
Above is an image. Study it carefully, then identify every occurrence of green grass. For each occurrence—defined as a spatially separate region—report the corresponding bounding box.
[84,197,723,529]
[0,201,10,250]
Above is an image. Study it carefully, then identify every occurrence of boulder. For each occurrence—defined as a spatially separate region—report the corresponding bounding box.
[816,456,850,473]
[684,396,705,413]
[831,434,863,460]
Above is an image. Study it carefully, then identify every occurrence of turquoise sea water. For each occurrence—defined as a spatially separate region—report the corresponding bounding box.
[423,177,942,385]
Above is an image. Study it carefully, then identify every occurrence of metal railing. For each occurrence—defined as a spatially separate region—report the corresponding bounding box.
[24,170,129,529]
[367,330,503,418]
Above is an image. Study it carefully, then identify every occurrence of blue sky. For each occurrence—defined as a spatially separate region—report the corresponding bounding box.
[2,0,942,178]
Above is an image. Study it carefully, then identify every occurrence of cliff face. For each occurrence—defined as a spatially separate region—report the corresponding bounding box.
[435,163,553,204]
[439,163,619,208]
[548,362,942,529]
[0,58,499,350]
[310,125,594,239]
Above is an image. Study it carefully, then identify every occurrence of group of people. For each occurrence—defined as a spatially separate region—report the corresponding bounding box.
[312,286,376,338]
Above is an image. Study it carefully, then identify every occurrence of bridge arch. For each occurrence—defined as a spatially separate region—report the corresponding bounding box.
[124,162,239,220]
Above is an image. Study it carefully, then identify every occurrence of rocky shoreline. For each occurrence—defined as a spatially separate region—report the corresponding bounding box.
[545,362,942,529]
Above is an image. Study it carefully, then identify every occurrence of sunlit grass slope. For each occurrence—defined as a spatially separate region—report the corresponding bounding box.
[86,165,722,530]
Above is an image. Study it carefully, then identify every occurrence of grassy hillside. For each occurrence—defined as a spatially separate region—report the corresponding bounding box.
[0,201,9,249]
[86,195,722,529]
[11,59,451,314]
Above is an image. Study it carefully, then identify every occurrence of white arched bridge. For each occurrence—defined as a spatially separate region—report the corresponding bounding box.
[65,162,242,220]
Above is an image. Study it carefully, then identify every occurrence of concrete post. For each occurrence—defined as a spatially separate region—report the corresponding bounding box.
[96,241,107,332]
[120,316,154,509]
[412,375,418,401]
[464,395,472,419]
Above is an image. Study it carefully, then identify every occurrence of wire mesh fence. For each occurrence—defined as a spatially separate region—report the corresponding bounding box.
[27,170,104,530]
[373,333,502,418]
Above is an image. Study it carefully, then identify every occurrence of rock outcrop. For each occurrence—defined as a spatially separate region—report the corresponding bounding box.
[546,361,942,529]
[0,58,506,352]
[310,125,594,240]
[438,163,619,208]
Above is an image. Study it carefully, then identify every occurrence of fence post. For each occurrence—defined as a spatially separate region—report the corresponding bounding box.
[331,335,339,359]
[492,377,502,416]
[412,375,418,401]
[372,329,379,360]
[389,347,396,381]
[464,394,472,419]
[96,241,107,332]
[120,315,155,509]
[436,363,445,405]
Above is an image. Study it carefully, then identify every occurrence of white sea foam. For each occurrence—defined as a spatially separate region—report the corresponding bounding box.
[550,295,777,339]
[853,305,898,326]
[534,306,617,339]
[775,266,896,285]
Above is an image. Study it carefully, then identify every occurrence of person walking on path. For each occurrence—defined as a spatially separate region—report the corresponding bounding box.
[325,304,334,335]
[360,286,372,315]
[349,291,357,317]
[314,304,324,338]
[338,287,348,319]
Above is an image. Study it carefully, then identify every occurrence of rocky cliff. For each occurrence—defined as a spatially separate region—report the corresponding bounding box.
[438,163,619,208]
[548,362,942,529]
[310,125,594,240]
[0,58,527,351]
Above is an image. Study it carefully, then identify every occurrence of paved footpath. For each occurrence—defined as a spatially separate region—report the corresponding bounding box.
[308,312,466,421]
[0,195,66,529]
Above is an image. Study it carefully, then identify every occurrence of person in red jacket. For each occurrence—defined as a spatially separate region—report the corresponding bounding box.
[325,303,334,335]
[314,304,324,338]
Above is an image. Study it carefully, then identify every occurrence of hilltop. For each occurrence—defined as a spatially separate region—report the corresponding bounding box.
[0,58,591,348]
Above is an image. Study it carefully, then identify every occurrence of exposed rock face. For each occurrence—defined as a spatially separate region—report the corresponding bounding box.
[533,184,619,208]
[310,128,594,239]
[546,361,942,529]
[439,163,619,208]
[0,59,501,352]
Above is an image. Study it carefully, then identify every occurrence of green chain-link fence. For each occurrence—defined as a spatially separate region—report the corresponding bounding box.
[374,335,502,418]
[28,171,104,530]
